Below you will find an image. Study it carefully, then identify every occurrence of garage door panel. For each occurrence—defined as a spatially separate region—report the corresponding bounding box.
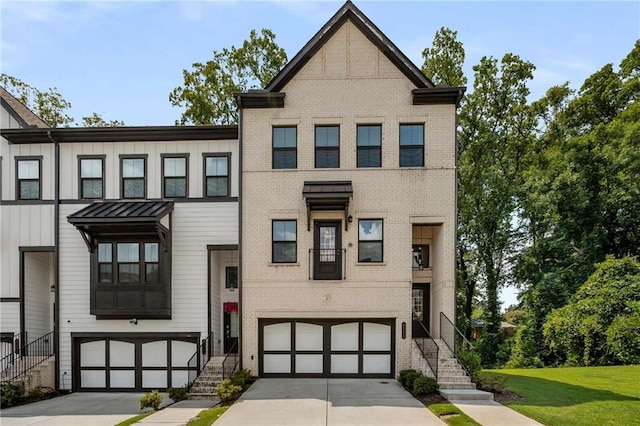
[295,323,323,351]
[142,341,167,367]
[143,370,167,388]
[110,341,135,367]
[363,323,391,351]
[295,354,323,373]
[264,323,291,351]
[264,354,291,373]
[171,341,196,367]
[81,370,106,388]
[331,323,359,351]
[331,354,359,374]
[110,370,135,388]
[172,370,189,388]
[363,354,391,374]
[80,341,105,367]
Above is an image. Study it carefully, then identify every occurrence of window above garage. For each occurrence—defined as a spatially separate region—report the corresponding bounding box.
[68,201,173,319]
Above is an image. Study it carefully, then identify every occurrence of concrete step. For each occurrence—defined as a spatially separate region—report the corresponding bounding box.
[439,389,493,401]
[438,376,472,383]
[187,393,218,400]
[438,382,477,390]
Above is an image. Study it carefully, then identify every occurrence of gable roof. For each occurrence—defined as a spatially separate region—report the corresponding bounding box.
[265,0,434,92]
[0,87,49,128]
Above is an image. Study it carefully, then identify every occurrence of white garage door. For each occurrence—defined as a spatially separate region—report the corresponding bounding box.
[260,319,394,378]
[74,335,197,391]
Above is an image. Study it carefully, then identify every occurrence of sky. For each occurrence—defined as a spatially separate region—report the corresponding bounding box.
[2,0,639,307]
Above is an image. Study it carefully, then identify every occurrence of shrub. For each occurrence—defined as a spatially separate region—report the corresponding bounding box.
[168,386,187,402]
[398,369,421,388]
[456,349,482,381]
[1,382,25,408]
[27,387,45,399]
[215,379,242,402]
[139,389,163,410]
[229,368,252,387]
[475,372,507,392]
[412,376,438,395]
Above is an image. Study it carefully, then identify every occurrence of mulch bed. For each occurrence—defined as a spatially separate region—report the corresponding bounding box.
[414,392,447,406]
[493,390,523,403]
[2,388,70,409]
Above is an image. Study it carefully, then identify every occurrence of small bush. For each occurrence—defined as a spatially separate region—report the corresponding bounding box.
[27,387,45,399]
[475,372,507,392]
[398,369,421,388]
[229,368,252,387]
[215,379,242,402]
[412,376,438,394]
[456,349,482,381]
[139,389,163,410]
[1,382,25,408]
[168,386,187,402]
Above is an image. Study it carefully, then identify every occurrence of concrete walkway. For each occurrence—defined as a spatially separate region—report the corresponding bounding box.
[450,400,544,426]
[140,399,219,425]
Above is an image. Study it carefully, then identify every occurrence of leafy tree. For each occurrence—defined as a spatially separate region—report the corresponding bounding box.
[169,29,287,125]
[544,256,640,366]
[421,27,467,87]
[80,112,125,127]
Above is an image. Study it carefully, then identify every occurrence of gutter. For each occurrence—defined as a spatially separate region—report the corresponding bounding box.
[47,130,60,390]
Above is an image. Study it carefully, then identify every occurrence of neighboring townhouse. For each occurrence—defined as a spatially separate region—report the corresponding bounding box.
[1,1,465,392]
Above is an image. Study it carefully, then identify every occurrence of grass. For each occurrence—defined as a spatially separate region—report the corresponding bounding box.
[428,402,481,426]
[485,365,640,426]
[186,405,230,426]
[113,410,156,426]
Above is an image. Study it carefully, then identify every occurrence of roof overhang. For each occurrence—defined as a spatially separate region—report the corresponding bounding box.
[412,87,466,107]
[303,181,353,231]
[67,201,174,251]
[235,91,285,109]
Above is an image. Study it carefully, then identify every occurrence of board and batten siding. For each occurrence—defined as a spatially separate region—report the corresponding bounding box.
[57,201,238,389]
[24,251,54,343]
[0,142,54,201]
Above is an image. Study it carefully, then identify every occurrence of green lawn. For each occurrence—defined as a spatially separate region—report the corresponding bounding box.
[428,402,481,426]
[113,410,156,426]
[485,365,640,426]
[186,406,229,426]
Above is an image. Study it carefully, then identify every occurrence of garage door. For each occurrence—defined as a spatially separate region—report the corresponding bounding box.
[259,319,394,378]
[73,334,197,391]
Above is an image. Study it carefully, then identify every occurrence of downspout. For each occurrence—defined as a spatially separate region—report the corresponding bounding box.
[236,102,243,369]
[47,130,60,390]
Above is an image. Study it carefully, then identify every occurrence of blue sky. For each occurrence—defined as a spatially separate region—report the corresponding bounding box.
[2,0,639,307]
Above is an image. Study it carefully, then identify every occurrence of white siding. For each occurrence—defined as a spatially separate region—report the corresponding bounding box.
[0,302,20,334]
[24,251,54,343]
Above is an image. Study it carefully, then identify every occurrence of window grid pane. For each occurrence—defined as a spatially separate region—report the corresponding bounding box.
[81,159,103,178]
[82,179,103,199]
[400,124,424,146]
[357,126,381,147]
[145,243,159,262]
[117,243,139,263]
[163,158,186,177]
[19,181,39,199]
[206,157,228,176]
[273,127,297,148]
[122,159,145,177]
[164,178,186,198]
[206,177,228,197]
[123,179,145,198]
[18,160,39,179]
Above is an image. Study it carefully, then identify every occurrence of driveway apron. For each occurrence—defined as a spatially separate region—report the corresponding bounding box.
[214,378,445,426]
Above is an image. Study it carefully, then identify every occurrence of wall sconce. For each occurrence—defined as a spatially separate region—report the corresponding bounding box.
[129,318,138,325]
[50,285,56,293]
[402,322,407,339]
[347,215,353,223]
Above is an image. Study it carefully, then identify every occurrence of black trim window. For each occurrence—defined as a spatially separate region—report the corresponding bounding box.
[16,158,41,200]
[315,126,340,168]
[79,157,104,199]
[226,266,238,289]
[357,125,381,167]
[399,124,424,167]
[121,157,146,199]
[273,127,297,169]
[204,155,229,197]
[358,219,383,262]
[163,156,188,198]
[98,242,160,285]
[272,220,296,263]
[98,243,113,282]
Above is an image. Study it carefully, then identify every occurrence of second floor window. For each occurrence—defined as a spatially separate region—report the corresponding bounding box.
[16,157,41,200]
[358,219,383,262]
[79,157,104,199]
[400,124,424,167]
[357,125,381,167]
[163,155,188,198]
[315,126,340,168]
[226,266,238,289]
[121,156,146,199]
[273,127,297,169]
[204,155,229,197]
[272,220,297,263]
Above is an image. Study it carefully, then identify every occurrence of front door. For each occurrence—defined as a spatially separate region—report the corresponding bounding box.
[224,311,239,354]
[412,284,431,337]
[313,222,342,280]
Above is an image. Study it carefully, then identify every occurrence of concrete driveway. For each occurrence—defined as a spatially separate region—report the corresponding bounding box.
[0,392,170,426]
[214,379,445,426]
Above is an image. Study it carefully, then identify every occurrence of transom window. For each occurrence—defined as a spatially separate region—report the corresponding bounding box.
[97,242,160,285]
[358,219,383,262]
[357,125,381,168]
[272,220,297,263]
[16,157,41,200]
[162,155,188,198]
[399,124,424,167]
[315,126,340,168]
[204,154,229,197]
[79,157,104,199]
[226,266,238,289]
[121,156,146,199]
[273,127,297,169]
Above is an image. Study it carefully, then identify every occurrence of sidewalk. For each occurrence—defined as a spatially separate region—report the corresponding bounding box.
[451,400,543,426]
[139,399,220,426]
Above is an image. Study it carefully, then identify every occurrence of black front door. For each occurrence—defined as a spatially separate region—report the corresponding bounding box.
[313,222,342,280]
[224,311,238,353]
[412,284,431,338]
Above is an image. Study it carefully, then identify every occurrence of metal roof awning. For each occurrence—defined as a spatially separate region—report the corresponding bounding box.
[68,201,174,251]
[303,181,353,231]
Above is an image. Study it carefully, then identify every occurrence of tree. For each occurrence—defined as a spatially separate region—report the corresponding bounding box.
[81,112,125,127]
[421,27,467,87]
[169,29,287,125]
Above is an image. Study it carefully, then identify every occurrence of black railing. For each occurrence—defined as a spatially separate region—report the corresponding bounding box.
[440,312,474,377]
[187,332,213,388]
[222,340,239,380]
[0,331,54,383]
[413,320,439,379]
[308,248,346,280]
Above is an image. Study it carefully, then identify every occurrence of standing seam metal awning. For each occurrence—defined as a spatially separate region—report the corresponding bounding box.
[302,181,353,231]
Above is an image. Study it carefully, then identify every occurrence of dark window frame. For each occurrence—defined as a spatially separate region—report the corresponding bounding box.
[399,124,425,167]
[356,125,382,168]
[15,156,43,200]
[161,153,190,199]
[272,126,297,169]
[358,219,384,263]
[203,152,231,198]
[272,220,297,263]
[314,125,340,168]
[78,155,105,200]
[225,266,238,289]
[119,154,148,199]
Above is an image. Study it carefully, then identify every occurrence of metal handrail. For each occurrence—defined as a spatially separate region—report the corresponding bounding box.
[0,331,54,383]
[221,340,239,380]
[440,312,474,377]
[412,319,439,379]
[187,332,213,388]
[308,248,346,280]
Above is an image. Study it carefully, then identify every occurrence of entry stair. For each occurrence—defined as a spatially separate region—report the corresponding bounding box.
[187,356,225,400]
